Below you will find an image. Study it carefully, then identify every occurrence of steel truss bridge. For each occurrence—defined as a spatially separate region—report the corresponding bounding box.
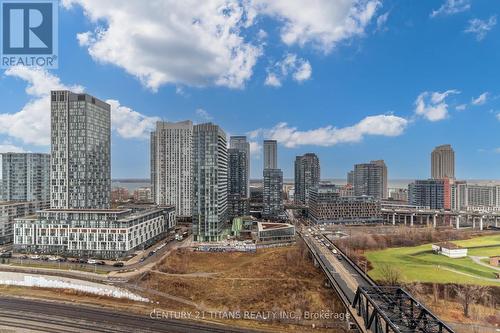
[300,230,455,333]
[353,286,454,333]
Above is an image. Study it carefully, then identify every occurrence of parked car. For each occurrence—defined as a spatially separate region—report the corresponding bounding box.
[113,262,124,267]
[87,259,97,264]
[40,256,49,261]
[30,255,41,260]
[96,261,106,265]
[19,255,28,259]
[48,256,59,261]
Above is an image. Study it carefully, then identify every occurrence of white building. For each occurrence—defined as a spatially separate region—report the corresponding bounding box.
[432,242,467,258]
[50,91,111,209]
[0,201,49,244]
[14,206,175,259]
[451,182,500,211]
[151,121,193,217]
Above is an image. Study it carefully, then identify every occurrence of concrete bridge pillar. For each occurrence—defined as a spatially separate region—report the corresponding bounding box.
[420,215,424,225]
[456,215,460,230]
[392,213,396,226]
[472,217,476,229]
[410,214,414,227]
[404,215,407,226]
[480,217,484,231]
[496,217,499,228]
[433,214,437,228]
[426,215,430,227]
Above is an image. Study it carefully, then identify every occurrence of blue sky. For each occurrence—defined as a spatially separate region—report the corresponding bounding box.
[1,0,499,180]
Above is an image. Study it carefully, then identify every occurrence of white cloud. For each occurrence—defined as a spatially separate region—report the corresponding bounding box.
[293,61,312,82]
[414,90,460,122]
[64,1,381,91]
[465,16,497,41]
[376,12,390,31]
[64,0,262,91]
[254,0,381,52]
[250,114,408,148]
[471,92,488,106]
[0,143,27,153]
[195,108,213,121]
[0,66,84,146]
[455,104,467,111]
[107,100,159,139]
[264,73,281,87]
[431,0,470,18]
[496,113,500,122]
[249,141,262,158]
[0,66,157,147]
[265,53,311,87]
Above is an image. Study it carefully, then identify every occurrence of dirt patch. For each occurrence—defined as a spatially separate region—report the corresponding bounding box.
[140,243,346,332]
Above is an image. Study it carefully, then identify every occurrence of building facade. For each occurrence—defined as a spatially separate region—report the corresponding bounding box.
[50,91,111,209]
[0,153,50,202]
[309,186,382,224]
[408,179,451,210]
[230,136,250,197]
[14,206,175,258]
[431,144,455,180]
[263,140,277,169]
[192,123,228,242]
[0,201,49,244]
[227,148,249,220]
[451,182,500,211]
[352,160,387,199]
[262,169,283,218]
[294,153,320,204]
[151,121,193,217]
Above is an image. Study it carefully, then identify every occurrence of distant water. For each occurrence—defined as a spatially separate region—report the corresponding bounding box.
[112,180,150,191]
[281,178,500,189]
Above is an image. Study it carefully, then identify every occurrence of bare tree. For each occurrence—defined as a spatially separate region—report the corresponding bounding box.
[452,285,490,318]
[379,264,402,285]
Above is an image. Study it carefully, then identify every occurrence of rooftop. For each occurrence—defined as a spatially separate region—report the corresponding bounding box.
[433,242,464,250]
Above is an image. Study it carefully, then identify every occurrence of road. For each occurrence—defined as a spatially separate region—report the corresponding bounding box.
[0,297,260,333]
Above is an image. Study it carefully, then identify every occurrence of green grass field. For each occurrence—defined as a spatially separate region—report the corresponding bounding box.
[365,235,500,286]
[453,234,500,248]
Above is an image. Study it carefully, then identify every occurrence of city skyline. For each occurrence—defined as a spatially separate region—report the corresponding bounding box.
[1,1,500,180]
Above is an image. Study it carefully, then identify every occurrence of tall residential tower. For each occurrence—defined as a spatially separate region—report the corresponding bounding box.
[151,121,193,217]
[262,140,283,219]
[227,148,249,219]
[352,160,388,199]
[230,136,250,197]
[294,153,320,204]
[431,144,455,180]
[263,140,277,169]
[192,123,228,241]
[50,90,111,209]
[0,153,50,202]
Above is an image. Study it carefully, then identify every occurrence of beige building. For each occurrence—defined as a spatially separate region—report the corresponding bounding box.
[431,144,455,180]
